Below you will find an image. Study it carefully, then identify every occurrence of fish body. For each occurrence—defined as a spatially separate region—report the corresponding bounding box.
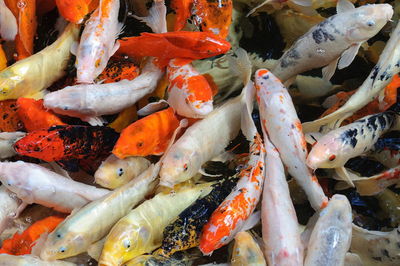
[272,1,393,81]
[97,56,140,83]
[307,112,395,169]
[371,138,400,168]
[99,184,210,265]
[117,31,231,67]
[304,194,352,266]
[43,59,164,123]
[56,0,98,24]
[255,69,327,210]
[0,23,80,100]
[0,254,75,266]
[262,137,303,266]
[0,161,109,213]
[171,0,192,31]
[17,98,65,132]
[0,215,64,255]
[0,0,17,41]
[113,107,180,158]
[167,59,214,118]
[40,163,159,260]
[157,176,239,256]
[0,186,23,235]
[0,100,24,132]
[159,94,242,187]
[200,134,265,255]
[94,154,151,189]
[231,231,266,266]
[76,0,122,83]
[14,125,119,162]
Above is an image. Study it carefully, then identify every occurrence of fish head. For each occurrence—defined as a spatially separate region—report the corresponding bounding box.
[254,69,285,93]
[345,4,393,43]
[307,134,346,169]
[100,221,148,265]
[0,162,27,195]
[40,226,86,260]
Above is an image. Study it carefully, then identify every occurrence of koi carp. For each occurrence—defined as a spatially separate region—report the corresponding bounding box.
[113,107,180,158]
[231,231,266,266]
[167,58,214,118]
[0,0,17,41]
[255,69,327,210]
[14,125,119,162]
[0,100,24,132]
[55,0,99,24]
[94,154,151,189]
[0,186,24,235]
[0,254,75,266]
[75,0,122,83]
[0,23,80,100]
[0,215,65,255]
[17,98,65,132]
[0,161,110,213]
[271,0,393,82]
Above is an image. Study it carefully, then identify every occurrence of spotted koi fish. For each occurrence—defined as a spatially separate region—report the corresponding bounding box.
[0,215,65,255]
[199,134,265,255]
[271,0,393,82]
[113,107,180,158]
[371,137,400,168]
[156,176,239,256]
[0,100,24,132]
[75,0,122,83]
[14,125,119,162]
[17,98,65,132]
[307,112,396,170]
[96,56,140,83]
[117,31,231,67]
[55,0,99,24]
[255,69,327,210]
[167,58,214,118]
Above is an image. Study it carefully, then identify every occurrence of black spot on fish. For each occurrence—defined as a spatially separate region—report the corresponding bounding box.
[263,75,269,80]
[371,66,380,80]
[341,128,358,148]
[312,28,335,44]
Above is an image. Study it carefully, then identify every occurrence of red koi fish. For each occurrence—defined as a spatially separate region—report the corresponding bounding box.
[14,125,119,162]
[17,98,65,132]
[0,215,65,255]
[0,100,24,132]
[55,0,99,24]
[113,107,180,158]
[117,31,231,67]
[167,58,214,118]
[199,134,265,255]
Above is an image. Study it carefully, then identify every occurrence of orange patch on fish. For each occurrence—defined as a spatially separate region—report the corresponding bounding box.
[0,45,7,71]
[0,100,24,132]
[17,98,65,132]
[113,107,180,158]
[55,0,98,24]
[171,0,193,31]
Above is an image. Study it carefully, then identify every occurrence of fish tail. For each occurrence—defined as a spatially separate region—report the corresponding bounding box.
[133,0,167,34]
[228,48,252,88]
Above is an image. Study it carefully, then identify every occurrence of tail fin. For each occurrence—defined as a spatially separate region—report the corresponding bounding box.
[133,0,167,34]
[228,48,252,87]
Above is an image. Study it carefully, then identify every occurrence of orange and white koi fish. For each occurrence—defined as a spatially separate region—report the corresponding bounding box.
[303,19,400,133]
[0,215,64,255]
[113,107,180,158]
[262,136,303,266]
[199,48,265,255]
[17,98,65,132]
[75,0,122,83]
[271,0,393,82]
[167,58,214,118]
[255,69,327,210]
[0,0,17,41]
[0,161,109,213]
[304,194,352,266]
[0,186,24,235]
[56,0,99,24]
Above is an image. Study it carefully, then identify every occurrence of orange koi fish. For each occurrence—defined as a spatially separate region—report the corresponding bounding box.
[199,134,265,255]
[113,107,180,158]
[0,215,64,255]
[55,0,99,24]
[14,125,119,162]
[97,56,140,83]
[170,0,192,31]
[117,31,231,67]
[17,98,65,132]
[0,100,24,132]
[4,0,37,60]
[167,58,213,118]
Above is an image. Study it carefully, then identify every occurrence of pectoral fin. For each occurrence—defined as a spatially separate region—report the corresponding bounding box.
[337,0,355,14]
[322,57,339,81]
[338,43,361,69]
[335,167,355,187]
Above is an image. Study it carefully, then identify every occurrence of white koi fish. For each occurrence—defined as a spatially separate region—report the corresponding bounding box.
[0,254,75,266]
[262,136,304,266]
[271,0,393,83]
[0,0,17,41]
[0,186,24,235]
[255,69,328,210]
[304,194,352,266]
[75,0,122,83]
[0,161,109,213]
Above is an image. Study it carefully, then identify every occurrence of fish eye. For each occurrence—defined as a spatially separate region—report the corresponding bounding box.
[59,247,66,253]
[136,141,144,148]
[117,168,124,177]
[329,155,336,161]
[221,236,229,243]
[123,239,131,249]
[366,20,375,27]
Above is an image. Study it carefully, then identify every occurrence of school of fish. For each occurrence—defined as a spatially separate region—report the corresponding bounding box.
[0,0,399,265]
